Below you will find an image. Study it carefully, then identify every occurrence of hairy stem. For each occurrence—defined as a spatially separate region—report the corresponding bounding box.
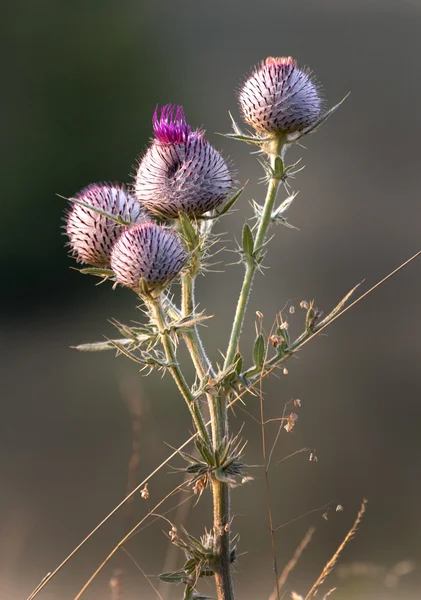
[181,273,215,380]
[181,273,223,449]
[212,478,235,600]
[150,296,210,444]
[223,138,285,370]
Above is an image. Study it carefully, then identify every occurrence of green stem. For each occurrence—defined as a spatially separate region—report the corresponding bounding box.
[181,273,223,448]
[181,273,215,380]
[212,478,235,600]
[150,296,210,444]
[223,139,285,371]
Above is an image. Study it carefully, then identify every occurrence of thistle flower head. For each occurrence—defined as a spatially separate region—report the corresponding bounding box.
[65,183,145,267]
[152,104,193,144]
[238,56,322,136]
[135,105,232,219]
[110,221,186,291]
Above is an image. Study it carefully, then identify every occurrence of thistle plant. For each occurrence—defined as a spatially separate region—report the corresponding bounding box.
[38,56,400,600]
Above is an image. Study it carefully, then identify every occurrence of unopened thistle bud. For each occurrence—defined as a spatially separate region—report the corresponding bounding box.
[134,105,232,219]
[110,221,185,292]
[238,57,322,136]
[65,183,145,267]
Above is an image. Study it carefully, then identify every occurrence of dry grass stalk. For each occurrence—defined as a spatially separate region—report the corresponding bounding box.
[269,527,315,600]
[73,482,188,599]
[304,499,368,600]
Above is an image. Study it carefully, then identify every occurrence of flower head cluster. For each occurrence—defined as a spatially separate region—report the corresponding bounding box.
[65,183,145,267]
[134,105,232,219]
[111,221,186,290]
[238,56,322,136]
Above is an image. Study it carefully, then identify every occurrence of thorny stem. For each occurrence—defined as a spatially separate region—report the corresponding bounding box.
[212,478,235,600]
[149,295,210,444]
[223,137,285,371]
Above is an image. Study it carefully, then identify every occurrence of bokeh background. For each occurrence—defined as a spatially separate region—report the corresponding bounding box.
[2,1,421,598]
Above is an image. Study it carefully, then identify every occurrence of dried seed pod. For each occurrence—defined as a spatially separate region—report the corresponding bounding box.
[135,105,232,219]
[238,56,322,136]
[110,221,185,291]
[65,183,145,267]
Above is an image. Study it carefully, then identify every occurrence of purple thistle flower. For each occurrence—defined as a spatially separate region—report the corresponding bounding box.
[152,104,193,144]
[135,105,232,219]
[110,221,186,290]
[65,183,146,267]
[238,56,323,136]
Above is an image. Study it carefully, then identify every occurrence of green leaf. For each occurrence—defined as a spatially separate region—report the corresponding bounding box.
[234,352,243,375]
[216,182,248,216]
[273,156,284,179]
[253,333,265,369]
[178,212,198,248]
[77,267,115,278]
[186,464,206,474]
[159,571,186,584]
[195,439,215,466]
[242,223,254,257]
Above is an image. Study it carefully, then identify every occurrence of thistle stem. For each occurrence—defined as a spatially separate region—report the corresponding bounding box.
[181,273,223,448]
[150,296,210,444]
[212,478,235,600]
[181,273,215,380]
[223,139,285,370]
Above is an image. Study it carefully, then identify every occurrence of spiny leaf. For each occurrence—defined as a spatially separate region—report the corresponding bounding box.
[292,93,350,142]
[273,192,298,216]
[72,338,132,352]
[66,197,132,225]
[179,212,199,248]
[220,132,272,145]
[216,182,248,216]
[195,439,215,466]
[228,111,243,136]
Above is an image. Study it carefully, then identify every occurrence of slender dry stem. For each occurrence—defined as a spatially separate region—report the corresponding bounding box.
[304,499,368,600]
[73,482,188,599]
[269,527,315,600]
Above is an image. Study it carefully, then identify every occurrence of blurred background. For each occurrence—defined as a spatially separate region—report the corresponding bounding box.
[1,0,421,598]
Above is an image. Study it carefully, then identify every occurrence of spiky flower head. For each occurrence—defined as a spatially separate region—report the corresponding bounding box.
[238,57,322,136]
[65,183,146,267]
[134,105,232,219]
[110,221,186,292]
